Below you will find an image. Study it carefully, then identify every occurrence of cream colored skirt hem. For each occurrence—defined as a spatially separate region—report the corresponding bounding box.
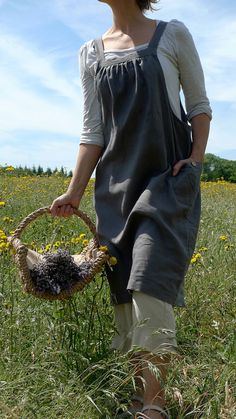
[111,291,179,357]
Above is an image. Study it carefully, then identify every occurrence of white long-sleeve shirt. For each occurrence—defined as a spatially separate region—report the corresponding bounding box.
[79,19,212,147]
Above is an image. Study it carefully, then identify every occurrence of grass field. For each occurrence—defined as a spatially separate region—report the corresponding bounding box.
[0,175,235,418]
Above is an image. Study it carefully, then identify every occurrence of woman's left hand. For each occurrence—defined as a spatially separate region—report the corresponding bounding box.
[172,158,202,176]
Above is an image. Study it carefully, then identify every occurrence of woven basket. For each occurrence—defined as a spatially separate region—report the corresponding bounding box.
[7,206,109,301]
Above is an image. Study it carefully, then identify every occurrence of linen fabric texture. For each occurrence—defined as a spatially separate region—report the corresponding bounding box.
[79,19,212,147]
[111,291,178,355]
[93,20,203,308]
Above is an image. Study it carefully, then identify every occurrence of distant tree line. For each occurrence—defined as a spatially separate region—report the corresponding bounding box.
[1,153,236,182]
[201,153,236,182]
[0,164,73,177]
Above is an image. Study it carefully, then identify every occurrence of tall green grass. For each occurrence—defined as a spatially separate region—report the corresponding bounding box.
[0,176,235,418]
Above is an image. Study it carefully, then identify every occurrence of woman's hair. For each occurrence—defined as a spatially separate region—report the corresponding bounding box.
[136,0,160,12]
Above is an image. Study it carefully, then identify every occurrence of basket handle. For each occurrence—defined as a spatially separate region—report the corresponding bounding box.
[9,206,98,245]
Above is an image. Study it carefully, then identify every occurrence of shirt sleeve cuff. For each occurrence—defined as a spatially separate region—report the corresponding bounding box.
[80,133,104,147]
[187,106,212,121]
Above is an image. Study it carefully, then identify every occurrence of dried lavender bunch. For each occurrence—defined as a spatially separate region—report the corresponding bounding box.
[30,249,93,295]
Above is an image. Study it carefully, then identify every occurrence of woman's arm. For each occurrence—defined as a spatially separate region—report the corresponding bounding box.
[172,112,211,176]
[50,144,102,217]
[171,21,212,175]
[68,43,105,197]
[67,144,103,199]
[173,20,212,122]
[79,42,104,147]
[50,44,104,217]
[189,113,210,162]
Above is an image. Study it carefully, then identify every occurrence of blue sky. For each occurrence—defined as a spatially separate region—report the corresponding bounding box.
[0,0,236,171]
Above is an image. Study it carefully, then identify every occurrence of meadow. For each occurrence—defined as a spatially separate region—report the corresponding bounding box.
[0,172,235,418]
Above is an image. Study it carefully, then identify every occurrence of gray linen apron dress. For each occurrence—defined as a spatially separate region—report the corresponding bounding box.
[93,21,202,307]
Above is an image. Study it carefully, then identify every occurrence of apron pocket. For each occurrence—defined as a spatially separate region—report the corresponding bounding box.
[171,161,202,209]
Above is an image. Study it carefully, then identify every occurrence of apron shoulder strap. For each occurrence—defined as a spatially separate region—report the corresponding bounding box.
[149,20,168,50]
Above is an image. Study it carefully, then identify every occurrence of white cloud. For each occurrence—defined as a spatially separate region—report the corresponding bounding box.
[0,32,80,102]
[0,29,84,137]
[1,0,236,167]
[0,72,82,136]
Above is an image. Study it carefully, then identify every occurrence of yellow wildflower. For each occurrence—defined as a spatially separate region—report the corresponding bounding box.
[219,235,228,241]
[191,253,201,264]
[5,166,14,171]
[53,241,61,247]
[3,216,14,223]
[0,202,6,207]
[224,244,234,251]
[82,239,89,246]
[79,233,86,239]
[109,256,118,266]
[198,247,208,252]
[99,245,108,252]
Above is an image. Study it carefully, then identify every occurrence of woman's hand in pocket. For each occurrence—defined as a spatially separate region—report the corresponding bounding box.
[50,191,81,218]
[172,158,201,176]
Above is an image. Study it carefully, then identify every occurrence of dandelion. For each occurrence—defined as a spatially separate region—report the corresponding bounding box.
[2,216,14,223]
[109,256,118,266]
[198,247,208,252]
[99,245,108,252]
[79,233,86,239]
[0,242,9,254]
[219,235,228,241]
[191,252,201,264]
[82,239,89,246]
[224,244,234,251]
[53,241,61,248]
[0,230,7,240]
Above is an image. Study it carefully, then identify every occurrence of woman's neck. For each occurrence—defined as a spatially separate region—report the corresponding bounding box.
[102,0,149,33]
[100,1,157,50]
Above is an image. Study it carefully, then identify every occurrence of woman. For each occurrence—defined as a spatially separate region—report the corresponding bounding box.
[50,0,212,418]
